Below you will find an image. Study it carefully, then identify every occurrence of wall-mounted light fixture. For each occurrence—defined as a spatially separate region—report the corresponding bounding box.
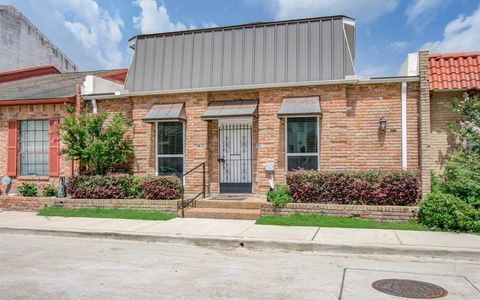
[379,116,387,131]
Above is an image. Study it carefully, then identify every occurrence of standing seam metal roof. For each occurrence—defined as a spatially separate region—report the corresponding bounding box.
[125,16,356,93]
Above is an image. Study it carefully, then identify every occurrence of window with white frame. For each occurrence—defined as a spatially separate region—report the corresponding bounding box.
[157,122,184,176]
[19,120,49,176]
[286,117,319,171]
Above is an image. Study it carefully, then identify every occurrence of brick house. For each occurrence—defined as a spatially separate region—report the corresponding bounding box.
[0,66,126,191]
[82,16,427,197]
[427,52,480,174]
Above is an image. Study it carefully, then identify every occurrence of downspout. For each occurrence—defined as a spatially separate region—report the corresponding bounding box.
[92,98,98,115]
[401,82,407,170]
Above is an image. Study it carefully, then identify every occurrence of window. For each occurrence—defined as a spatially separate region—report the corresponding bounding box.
[286,117,319,171]
[157,122,184,176]
[19,120,49,176]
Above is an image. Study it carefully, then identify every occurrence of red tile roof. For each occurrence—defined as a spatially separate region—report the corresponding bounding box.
[429,52,480,91]
[0,65,60,84]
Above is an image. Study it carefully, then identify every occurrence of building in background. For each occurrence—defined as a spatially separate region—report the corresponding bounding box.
[0,5,77,73]
[0,66,127,190]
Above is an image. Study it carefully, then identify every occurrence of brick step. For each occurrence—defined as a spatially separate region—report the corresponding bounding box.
[194,199,265,210]
[183,207,260,220]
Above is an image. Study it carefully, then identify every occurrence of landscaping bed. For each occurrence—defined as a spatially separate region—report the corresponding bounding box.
[0,196,180,213]
[261,202,418,221]
[38,207,176,220]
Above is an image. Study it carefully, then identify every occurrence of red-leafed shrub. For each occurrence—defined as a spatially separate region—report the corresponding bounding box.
[287,169,420,206]
[140,176,181,200]
[67,174,140,199]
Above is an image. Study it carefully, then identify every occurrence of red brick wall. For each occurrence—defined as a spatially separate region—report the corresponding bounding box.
[95,82,420,196]
[0,103,72,191]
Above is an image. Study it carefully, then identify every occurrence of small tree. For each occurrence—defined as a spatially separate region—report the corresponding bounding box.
[450,93,480,153]
[59,108,133,175]
[439,93,480,207]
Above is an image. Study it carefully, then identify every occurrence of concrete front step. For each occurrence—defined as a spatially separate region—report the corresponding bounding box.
[183,207,261,220]
[194,199,265,210]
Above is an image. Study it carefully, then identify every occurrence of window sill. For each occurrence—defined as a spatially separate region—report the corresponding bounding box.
[16,176,51,181]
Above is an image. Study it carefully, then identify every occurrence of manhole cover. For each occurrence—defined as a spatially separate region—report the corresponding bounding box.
[372,279,448,299]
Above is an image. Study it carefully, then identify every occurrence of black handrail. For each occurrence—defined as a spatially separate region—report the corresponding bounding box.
[179,162,206,217]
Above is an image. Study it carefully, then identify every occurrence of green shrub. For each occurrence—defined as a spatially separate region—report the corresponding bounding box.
[441,150,480,207]
[17,182,38,197]
[41,184,58,197]
[129,176,144,199]
[267,184,292,208]
[59,108,133,175]
[419,191,480,233]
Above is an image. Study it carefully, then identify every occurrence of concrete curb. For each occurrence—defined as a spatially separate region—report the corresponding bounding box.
[1,227,480,260]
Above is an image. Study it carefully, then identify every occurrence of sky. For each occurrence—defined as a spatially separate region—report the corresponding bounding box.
[2,0,479,76]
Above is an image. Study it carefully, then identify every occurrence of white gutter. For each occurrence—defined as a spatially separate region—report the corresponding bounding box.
[401,82,407,170]
[83,76,419,100]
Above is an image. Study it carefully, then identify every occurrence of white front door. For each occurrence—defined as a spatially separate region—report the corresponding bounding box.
[218,119,252,193]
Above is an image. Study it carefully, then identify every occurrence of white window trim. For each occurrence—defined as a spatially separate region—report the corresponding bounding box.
[155,121,186,178]
[284,116,320,173]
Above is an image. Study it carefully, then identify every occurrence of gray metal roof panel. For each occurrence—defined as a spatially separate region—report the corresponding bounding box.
[125,16,355,93]
[142,103,186,121]
[277,96,321,116]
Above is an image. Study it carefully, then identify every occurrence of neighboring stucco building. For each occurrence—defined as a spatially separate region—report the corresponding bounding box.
[0,5,77,72]
[82,16,424,196]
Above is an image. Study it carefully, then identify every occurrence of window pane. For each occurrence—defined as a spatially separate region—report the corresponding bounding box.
[157,157,183,177]
[287,117,317,153]
[157,122,183,155]
[19,120,49,176]
[287,156,318,171]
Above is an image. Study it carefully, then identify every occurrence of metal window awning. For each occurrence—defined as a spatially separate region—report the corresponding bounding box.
[201,100,258,120]
[277,96,321,117]
[142,103,186,122]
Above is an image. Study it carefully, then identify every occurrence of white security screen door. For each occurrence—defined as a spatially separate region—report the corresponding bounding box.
[218,119,252,193]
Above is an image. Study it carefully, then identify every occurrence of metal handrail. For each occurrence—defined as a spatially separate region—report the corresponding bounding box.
[179,162,206,217]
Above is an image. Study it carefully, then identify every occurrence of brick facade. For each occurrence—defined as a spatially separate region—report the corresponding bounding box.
[418,50,432,195]
[429,91,463,173]
[94,81,420,196]
[0,103,72,191]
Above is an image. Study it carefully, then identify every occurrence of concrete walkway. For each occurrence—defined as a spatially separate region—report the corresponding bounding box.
[1,211,480,259]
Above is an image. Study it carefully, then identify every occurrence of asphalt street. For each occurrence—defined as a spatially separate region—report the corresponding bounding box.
[1,234,479,299]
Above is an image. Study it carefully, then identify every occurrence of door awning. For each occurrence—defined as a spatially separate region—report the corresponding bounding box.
[201,100,258,120]
[142,103,186,122]
[277,96,321,117]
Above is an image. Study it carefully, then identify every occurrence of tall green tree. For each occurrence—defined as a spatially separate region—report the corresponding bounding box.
[59,108,133,175]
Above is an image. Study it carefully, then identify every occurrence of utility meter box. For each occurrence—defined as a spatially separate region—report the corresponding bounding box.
[265,162,275,172]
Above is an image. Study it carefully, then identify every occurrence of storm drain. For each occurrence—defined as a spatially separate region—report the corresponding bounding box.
[372,279,448,299]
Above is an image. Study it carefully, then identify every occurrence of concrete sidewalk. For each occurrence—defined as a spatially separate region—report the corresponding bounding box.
[1,211,480,259]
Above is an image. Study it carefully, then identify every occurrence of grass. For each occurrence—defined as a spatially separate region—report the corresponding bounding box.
[38,207,176,221]
[256,213,430,231]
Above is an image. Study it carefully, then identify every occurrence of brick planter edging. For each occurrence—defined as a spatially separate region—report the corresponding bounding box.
[0,196,180,213]
[261,203,419,221]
